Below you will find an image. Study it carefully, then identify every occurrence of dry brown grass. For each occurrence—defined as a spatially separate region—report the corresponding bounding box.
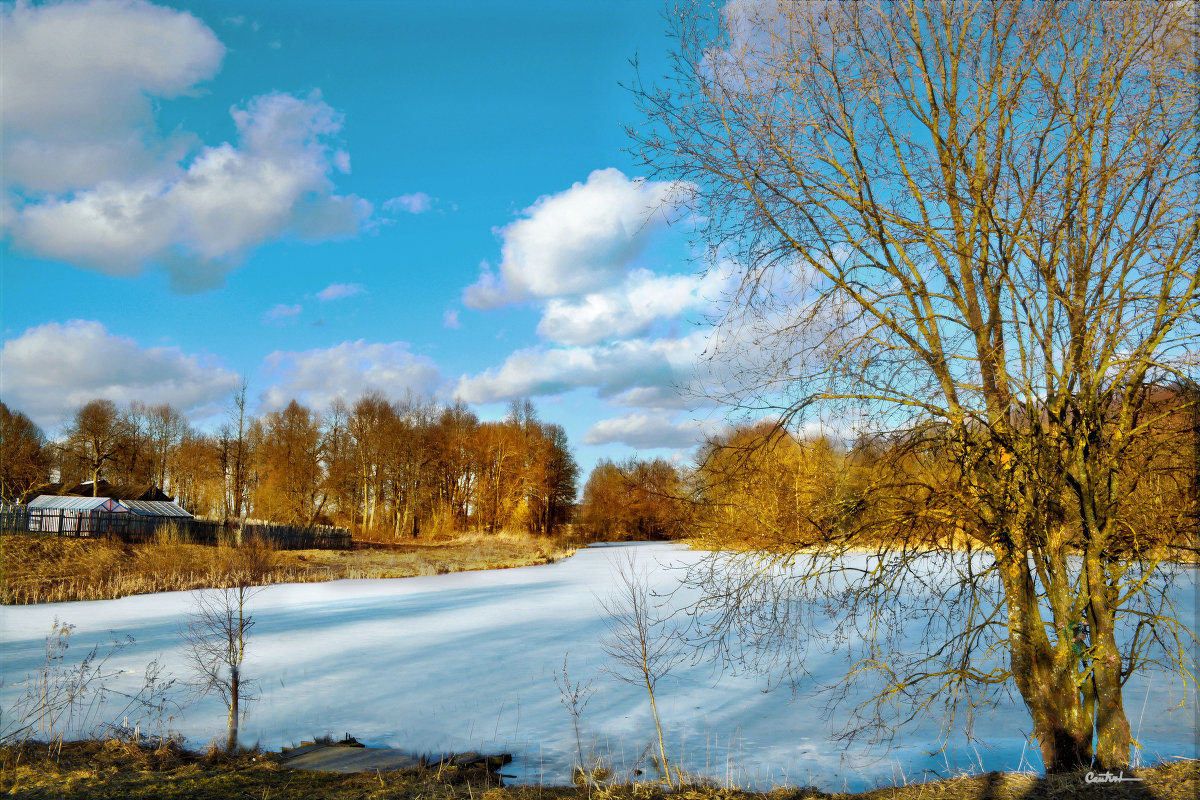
[0,739,1194,800]
[839,760,1198,799]
[0,530,579,605]
[0,737,518,799]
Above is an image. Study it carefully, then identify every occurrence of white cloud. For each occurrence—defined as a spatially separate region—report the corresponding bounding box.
[261,340,443,412]
[463,262,507,310]
[607,386,700,410]
[0,0,224,143]
[8,91,372,291]
[0,320,240,429]
[537,268,726,345]
[448,175,731,444]
[706,0,806,95]
[443,309,460,329]
[383,192,434,214]
[317,283,365,302]
[262,303,303,324]
[582,411,718,450]
[0,0,220,198]
[3,129,197,196]
[1,2,369,292]
[453,332,706,405]
[462,168,690,309]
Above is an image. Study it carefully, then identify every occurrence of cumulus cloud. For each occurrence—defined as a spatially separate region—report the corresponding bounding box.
[443,309,460,329]
[582,410,718,450]
[453,173,731,435]
[453,332,706,405]
[462,168,690,309]
[0,0,220,196]
[316,283,365,301]
[261,340,443,411]
[1,1,370,292]
[4,130,198,196]
[1,0,224,144]
[383,192,434,214]
[0,320,240,429]
[537,268,726,345]
[7,91,371,291]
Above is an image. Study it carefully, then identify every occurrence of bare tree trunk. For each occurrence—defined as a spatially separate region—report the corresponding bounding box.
[230,377,249,520]
[227,664,239,752]
[184,579,262,755]
[1001,547,1093,771]
[630,0,1197,774]
[1086,553,1133,770]
[645,675,673,787]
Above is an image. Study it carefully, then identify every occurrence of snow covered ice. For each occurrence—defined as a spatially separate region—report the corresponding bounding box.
[2,543,1195,791]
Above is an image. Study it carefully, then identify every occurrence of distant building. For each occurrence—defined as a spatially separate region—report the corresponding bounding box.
[19,480,173,504]
[22,485,193,535]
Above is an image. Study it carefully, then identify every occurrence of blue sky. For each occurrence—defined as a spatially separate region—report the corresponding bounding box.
[0,0,733,474]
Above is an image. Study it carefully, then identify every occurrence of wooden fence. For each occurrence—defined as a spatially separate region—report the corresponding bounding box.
[0,505,351,550]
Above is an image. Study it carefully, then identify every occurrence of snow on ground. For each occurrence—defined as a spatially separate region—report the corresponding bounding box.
[1,543,1195,791]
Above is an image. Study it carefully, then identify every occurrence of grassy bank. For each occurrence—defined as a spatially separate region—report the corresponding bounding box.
[1,740,1195,799]
[0,531,580,605]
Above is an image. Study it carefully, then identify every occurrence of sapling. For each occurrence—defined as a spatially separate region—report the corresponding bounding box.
[183,584,258,752]
[598,550,683,788]
[181,542,272,751]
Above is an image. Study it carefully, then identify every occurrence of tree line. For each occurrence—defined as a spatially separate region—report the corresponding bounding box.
[580,390,1198,554]
[694,400,1198,554]
[0,391,578,538]
[5,388,1193,548]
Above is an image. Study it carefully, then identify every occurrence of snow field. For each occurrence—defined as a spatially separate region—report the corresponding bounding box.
[1,543,1195,791]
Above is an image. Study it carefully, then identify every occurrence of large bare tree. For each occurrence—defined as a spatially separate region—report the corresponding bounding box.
[0,403,48,503]
[256,400,327,526]
[635,0,1198,772]
[61,399,132,493]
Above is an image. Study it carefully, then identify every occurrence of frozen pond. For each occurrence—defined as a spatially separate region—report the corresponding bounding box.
[1,543,1195,791]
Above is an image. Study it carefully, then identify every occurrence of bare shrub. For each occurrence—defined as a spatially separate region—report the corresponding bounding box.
[0,620,182,748]
[553,652,597,783]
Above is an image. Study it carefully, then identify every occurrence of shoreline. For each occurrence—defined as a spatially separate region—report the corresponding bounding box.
[0,529,580,605]
[1,739,1195,799]
[5,531,1196,607]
